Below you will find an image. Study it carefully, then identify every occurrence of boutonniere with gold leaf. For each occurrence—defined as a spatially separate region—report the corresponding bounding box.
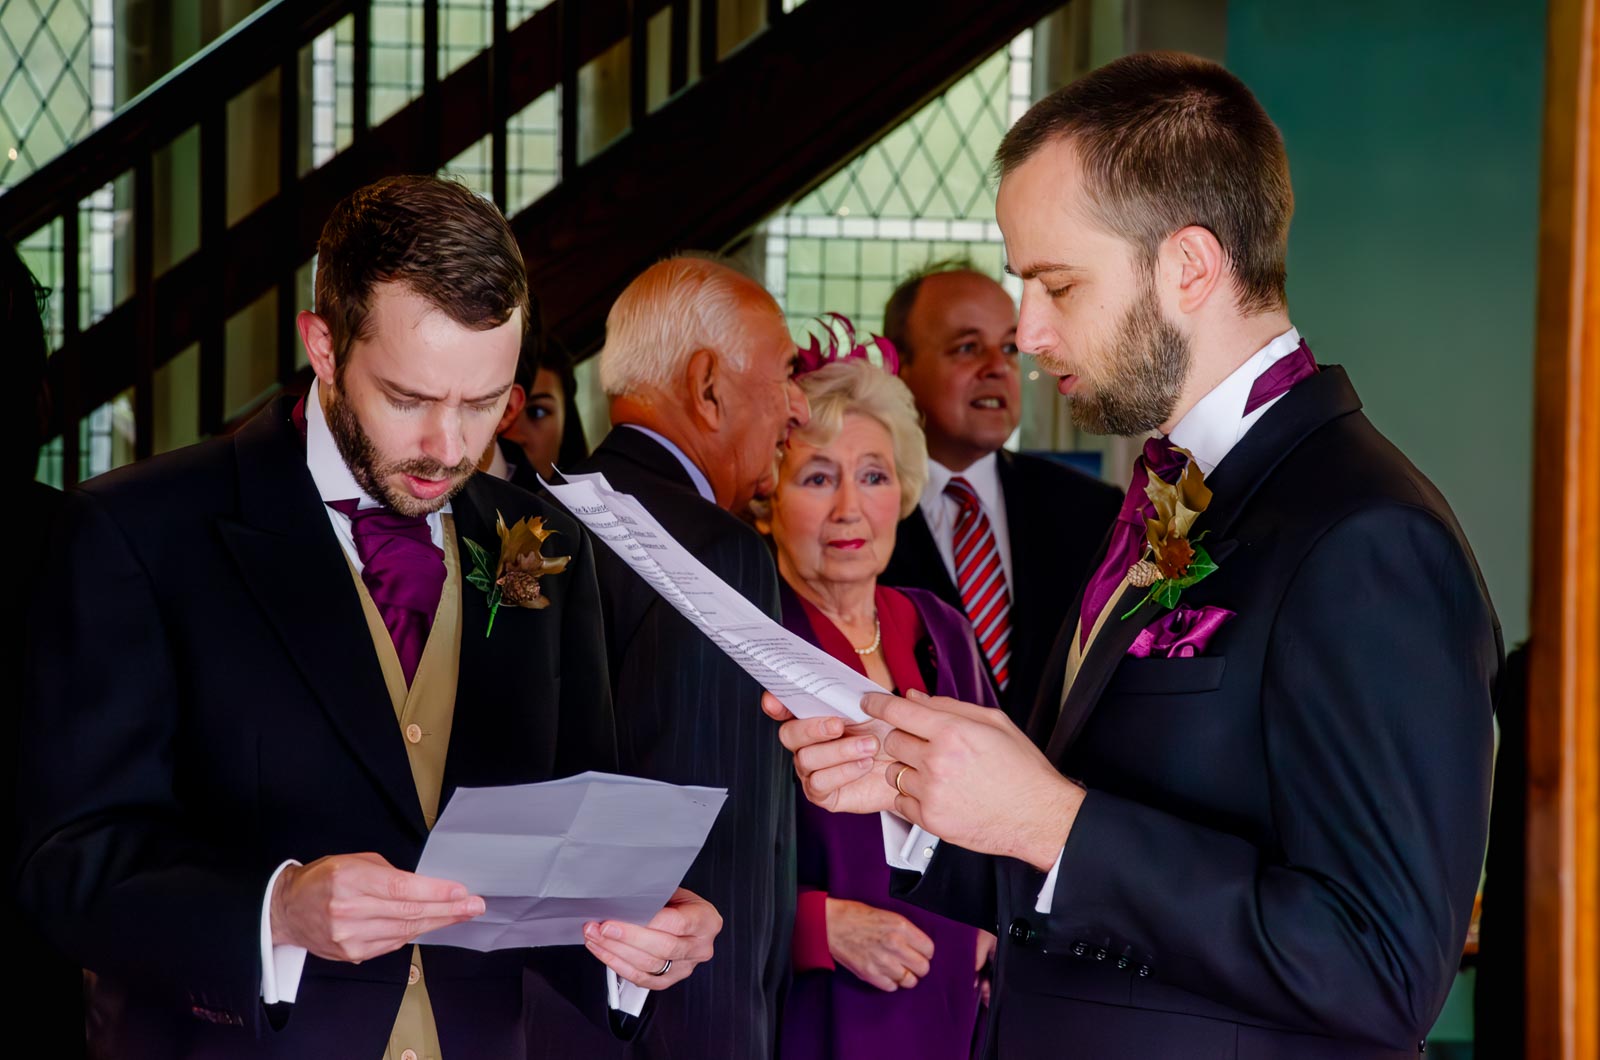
[463,512,570,636]
[1123,446,1219,618]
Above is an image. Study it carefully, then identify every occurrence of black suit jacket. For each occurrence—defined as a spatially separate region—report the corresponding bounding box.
[10,481,84,1058]
[19,396,623,1059]
[545,427,794,1060]
[880,451,1121,725]
[899,368,1498,1059]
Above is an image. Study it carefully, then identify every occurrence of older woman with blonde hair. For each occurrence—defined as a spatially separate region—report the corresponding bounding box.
[759,328,999,1060]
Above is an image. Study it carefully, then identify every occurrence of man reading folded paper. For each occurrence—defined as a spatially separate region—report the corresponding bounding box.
[763,53,1498,1060]
[19,176,720,1060]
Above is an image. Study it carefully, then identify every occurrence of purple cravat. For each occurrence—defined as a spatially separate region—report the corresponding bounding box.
[328,499,445,685]
[1078,341,1317,644]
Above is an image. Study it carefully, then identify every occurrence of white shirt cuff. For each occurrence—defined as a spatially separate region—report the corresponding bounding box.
[1033,847,1065,914]
[880,812,939,872]
[260,860,309,1004]
[606,970,650,1016]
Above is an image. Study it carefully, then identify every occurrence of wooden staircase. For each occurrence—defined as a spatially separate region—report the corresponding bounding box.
[1,0,1062,482]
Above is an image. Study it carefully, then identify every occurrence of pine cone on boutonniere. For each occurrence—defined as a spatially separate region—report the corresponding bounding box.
[463,511,571,635]
[1123,446,1221,617]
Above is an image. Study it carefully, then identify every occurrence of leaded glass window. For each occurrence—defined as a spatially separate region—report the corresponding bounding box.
[5,0,123,485]
[765,31,1034,340]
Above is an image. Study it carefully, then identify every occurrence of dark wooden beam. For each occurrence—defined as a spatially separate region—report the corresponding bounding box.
[1526,0,1600,1055]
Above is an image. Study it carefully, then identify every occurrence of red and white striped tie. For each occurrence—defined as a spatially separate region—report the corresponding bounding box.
[946,476,1011,690]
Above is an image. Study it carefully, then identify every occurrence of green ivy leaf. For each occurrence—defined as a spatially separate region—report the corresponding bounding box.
[1170,545,1219,590]
[463,537,493,574]
[1120,544,1223,620]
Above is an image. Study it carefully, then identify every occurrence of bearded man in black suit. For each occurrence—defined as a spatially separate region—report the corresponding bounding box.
[20,176,720,1060]
[770,53,1496,1060]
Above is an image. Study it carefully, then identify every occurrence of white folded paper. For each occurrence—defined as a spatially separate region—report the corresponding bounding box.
[543,472,885,722]
[414,771,726,950]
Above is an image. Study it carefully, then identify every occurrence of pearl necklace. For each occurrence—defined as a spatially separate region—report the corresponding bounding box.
[852,616,882,656]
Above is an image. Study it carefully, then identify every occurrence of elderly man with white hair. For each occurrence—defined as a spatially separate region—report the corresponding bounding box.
[531,256,810,1059]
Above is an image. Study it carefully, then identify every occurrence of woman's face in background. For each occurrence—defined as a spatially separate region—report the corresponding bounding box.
[503,366,566,479]
[768,412,903,596]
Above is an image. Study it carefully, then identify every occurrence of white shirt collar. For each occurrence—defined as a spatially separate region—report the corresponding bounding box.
[917,451,1012,590]
[920,451,1003,519]
[1168,326,1302,476]
[620,423,716,504]
[303,378,452,514]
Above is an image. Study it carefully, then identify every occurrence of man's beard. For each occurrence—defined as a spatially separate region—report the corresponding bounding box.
[1066,280,1191,437]
[324,386,476,517]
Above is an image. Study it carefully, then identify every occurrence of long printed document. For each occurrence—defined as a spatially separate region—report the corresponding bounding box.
[415,771,726,950]
[544,472,882,722]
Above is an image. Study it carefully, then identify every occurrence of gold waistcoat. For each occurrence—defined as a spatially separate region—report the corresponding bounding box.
[342,515,464,1060]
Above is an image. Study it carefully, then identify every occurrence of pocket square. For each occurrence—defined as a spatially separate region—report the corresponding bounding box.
[1128,605,1235,659]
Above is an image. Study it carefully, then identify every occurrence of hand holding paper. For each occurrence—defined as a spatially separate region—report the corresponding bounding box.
[414,771,726,951]
[761,692,901,816]
[583,885,722,990]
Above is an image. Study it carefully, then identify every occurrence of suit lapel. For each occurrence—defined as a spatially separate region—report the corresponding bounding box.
[892,508,962,613]
[1024,515,1116,745]
[1040,366,1365,765]
[216,397,428,838]
[995,452,1033,629]
[439,481,553,800]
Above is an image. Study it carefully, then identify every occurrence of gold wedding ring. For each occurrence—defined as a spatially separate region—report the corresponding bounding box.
[894,765,910,797]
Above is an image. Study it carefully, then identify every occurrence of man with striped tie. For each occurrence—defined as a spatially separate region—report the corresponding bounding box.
[767,52,1496,1059]
[880,263,1120,725]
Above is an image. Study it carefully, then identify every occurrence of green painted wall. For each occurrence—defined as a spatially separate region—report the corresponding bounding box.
[1227,0,1544,646]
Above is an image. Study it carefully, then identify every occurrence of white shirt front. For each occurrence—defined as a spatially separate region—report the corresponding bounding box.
[881,327,1307,914]
[918,453,1014,593]
[261,381,645,1016]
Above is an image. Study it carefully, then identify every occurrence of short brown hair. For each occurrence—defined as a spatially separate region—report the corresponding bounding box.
[995,52,1292,315]
[882,258,981,364]
[313,175,530,368]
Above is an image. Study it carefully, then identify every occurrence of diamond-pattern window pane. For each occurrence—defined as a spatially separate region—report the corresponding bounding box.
[769,33,1031,341]
[9,0,119,484]
[1,0,111,190]
[786,45,1013,224]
